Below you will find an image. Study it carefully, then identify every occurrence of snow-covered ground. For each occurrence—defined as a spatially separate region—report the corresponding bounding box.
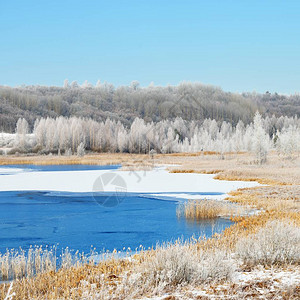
[0,166,259,196]
[139,266,300,300]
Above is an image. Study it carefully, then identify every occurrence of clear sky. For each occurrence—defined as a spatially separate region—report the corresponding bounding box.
[1,0,300,93]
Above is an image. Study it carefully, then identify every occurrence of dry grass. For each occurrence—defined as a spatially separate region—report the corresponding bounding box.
[166,151,218,156]
[0,257,132,300]
[0,153,149,166]
[0,246,99,282]
[111,242,236,299]
[177,199,244,220]
[214,172,290,186]
[163,151,300,185]
[166,151,247,157]
[170,169,223,174]
[120,160,154,171]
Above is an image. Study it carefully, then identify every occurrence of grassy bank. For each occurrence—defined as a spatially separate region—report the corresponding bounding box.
[0,153,148,166]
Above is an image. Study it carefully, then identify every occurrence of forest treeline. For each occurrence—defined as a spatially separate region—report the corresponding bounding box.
[1,81,300,132]
[1,113,298,165]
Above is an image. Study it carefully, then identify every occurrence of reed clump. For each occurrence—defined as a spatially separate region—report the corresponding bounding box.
[0,246,94,282]
[177,199,243,220]
[0,255,133,300]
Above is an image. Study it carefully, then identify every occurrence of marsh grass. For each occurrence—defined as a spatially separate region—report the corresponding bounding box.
[97,240,236,299]
[177,199,244,220]
[0,153,147,166]
[0,252,133,300]
[0,246,96,282]
[170,168,223,174]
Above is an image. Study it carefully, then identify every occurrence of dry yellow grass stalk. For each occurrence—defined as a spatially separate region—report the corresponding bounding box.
[177,199,243,219]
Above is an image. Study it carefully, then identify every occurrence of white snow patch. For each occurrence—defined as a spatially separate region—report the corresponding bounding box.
[0,167,259,193]
[139,266,300,300]
[148,193,227,201]
[234,265,300,287]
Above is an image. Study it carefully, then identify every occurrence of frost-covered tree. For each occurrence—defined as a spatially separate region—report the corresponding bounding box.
[2,81,300,134]
[81,80,93,89]
[276,125,300,159]
[34,118,46,147]
[63,79,69,89]
[77,142,85,157]
[16,118,29,136]
[15,118,29,149]
[96,80,101,88]
[70,81,79,89]
[7,113,298,157]
[252,111,270,164]
[65,148,72,156]
[232,120,245,153]
[130,80,140,91]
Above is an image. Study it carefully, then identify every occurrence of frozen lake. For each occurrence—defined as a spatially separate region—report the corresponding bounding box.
[0,164,258,254]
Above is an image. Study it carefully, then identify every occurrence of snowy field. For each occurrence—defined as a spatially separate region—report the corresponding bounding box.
[0,166,259,197]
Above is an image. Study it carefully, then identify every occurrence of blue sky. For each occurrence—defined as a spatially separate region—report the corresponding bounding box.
[1,0,300,93]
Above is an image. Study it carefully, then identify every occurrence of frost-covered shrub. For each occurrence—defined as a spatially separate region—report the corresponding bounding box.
[141,244,198,286]
[236,220,300,266]
[115,242,235,297]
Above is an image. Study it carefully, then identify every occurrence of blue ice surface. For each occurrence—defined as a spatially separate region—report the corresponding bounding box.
[0,164,232,255]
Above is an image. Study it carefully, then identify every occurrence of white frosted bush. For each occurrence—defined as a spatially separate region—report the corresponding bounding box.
[236,220,300,266]
[114,242,236,298]
[140,244,198,286]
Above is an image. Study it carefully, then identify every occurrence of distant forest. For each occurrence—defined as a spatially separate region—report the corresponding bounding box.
[0,81,300,132]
